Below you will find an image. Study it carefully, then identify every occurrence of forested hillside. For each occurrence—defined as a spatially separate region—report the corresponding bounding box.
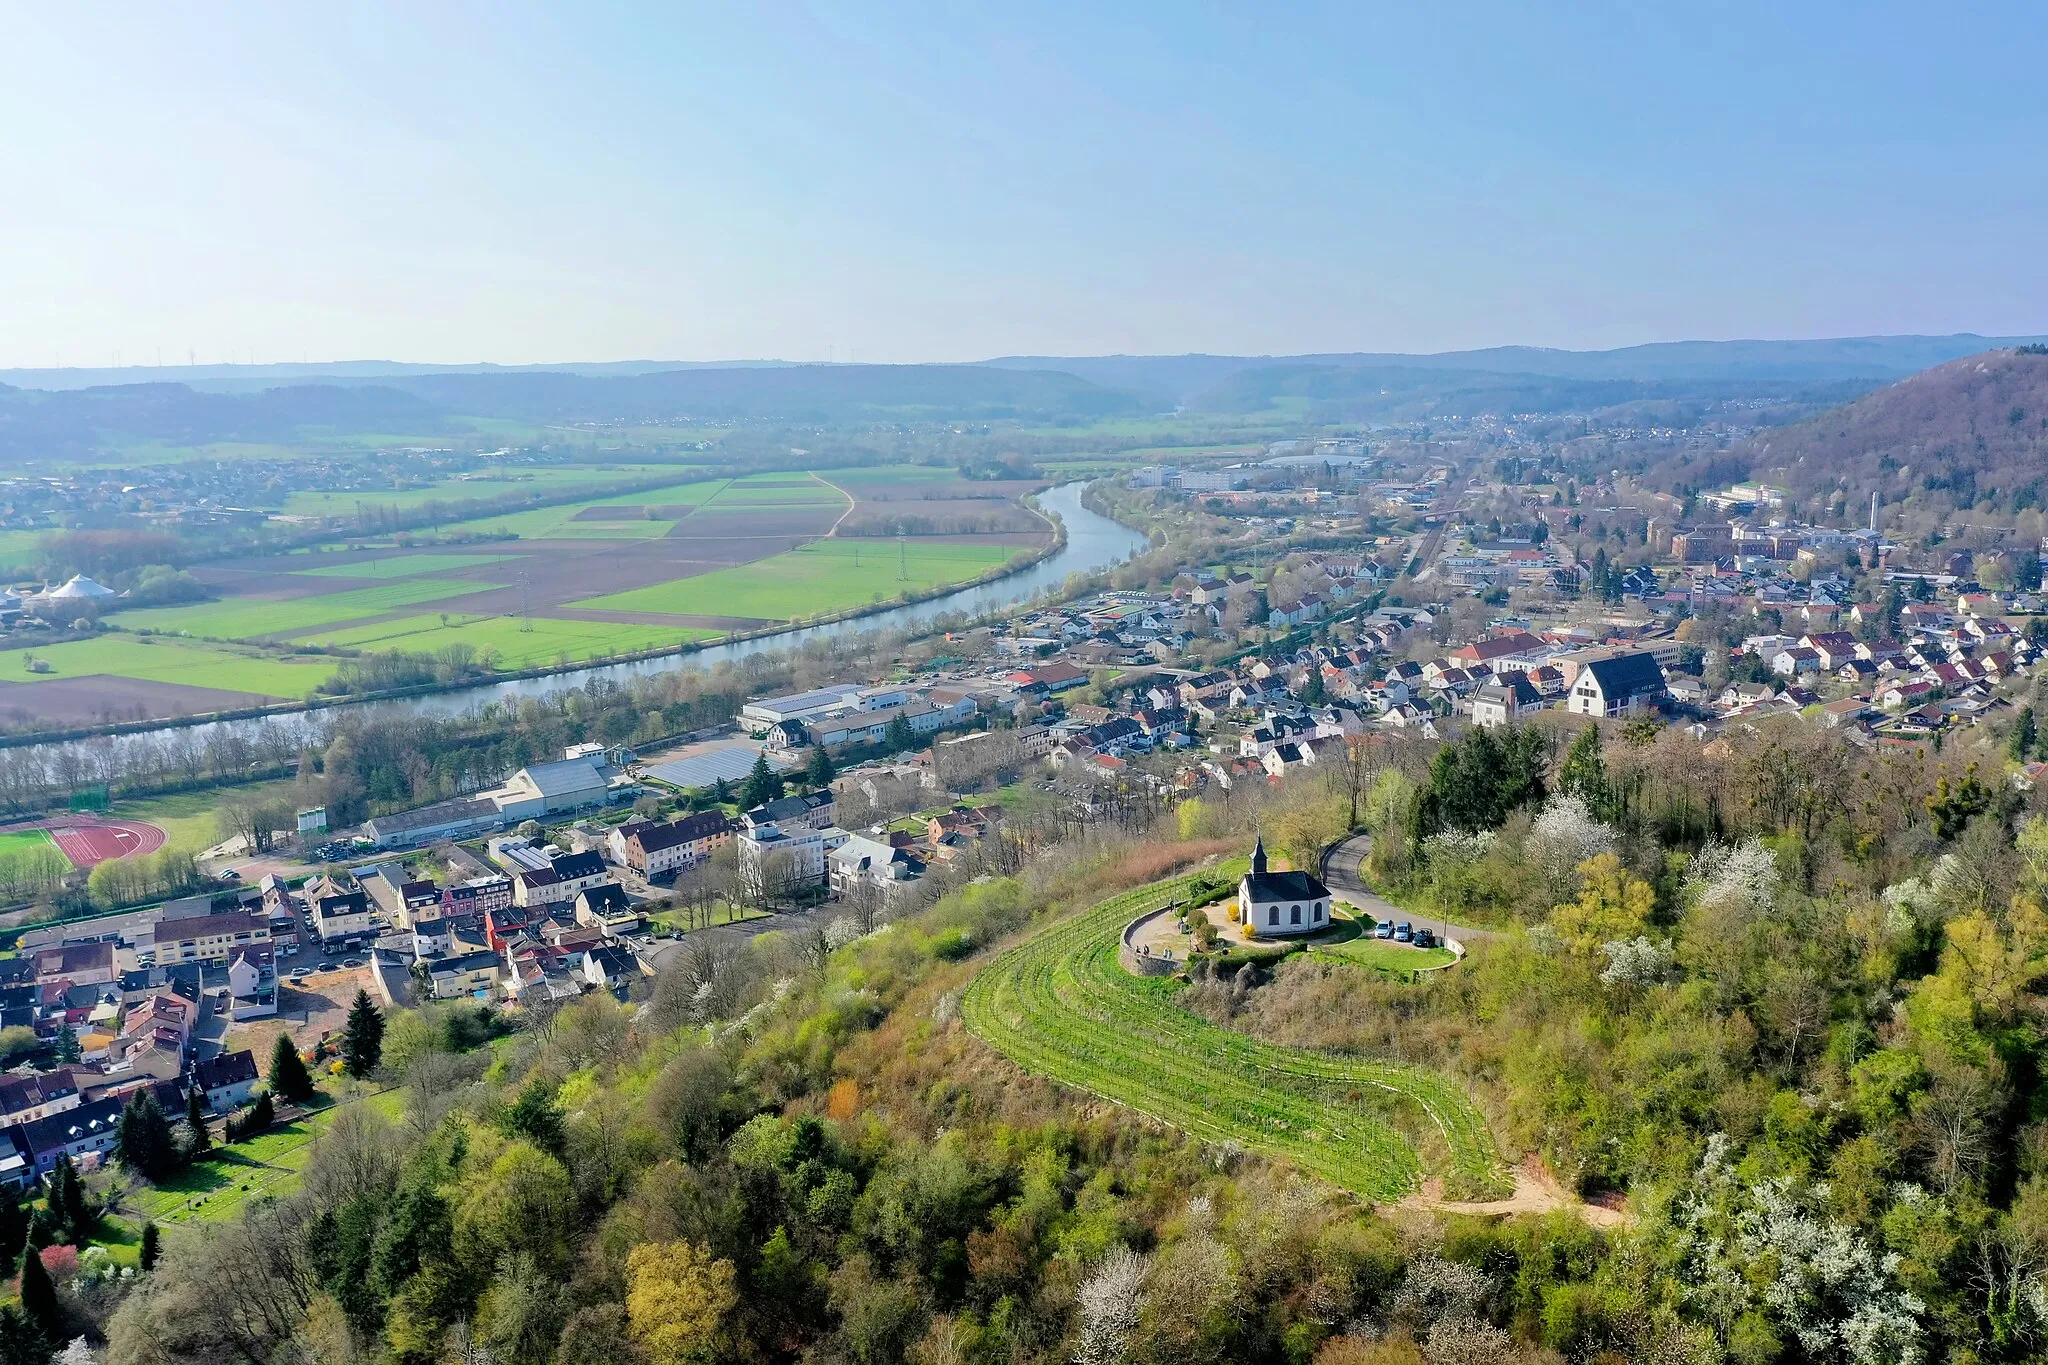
[1653,346,2048,523]
[0,707,2033,1365]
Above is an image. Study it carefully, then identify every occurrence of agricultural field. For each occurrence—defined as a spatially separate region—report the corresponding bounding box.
[0,528,45,576]
[121,577,499,639]
[274,463,691,519]
[0,634,336,698]
[299,612,722,668]
[960,866,1508,1201]
[0,465,1052,731]
[573,536,1030,621]
[290,551,520,580]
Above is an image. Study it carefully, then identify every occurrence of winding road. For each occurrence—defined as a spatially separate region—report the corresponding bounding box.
[1321,832,1495,947]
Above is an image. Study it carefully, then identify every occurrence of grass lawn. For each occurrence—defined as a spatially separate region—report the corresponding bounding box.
[291,551,520,580]
[646,903,771,934]
[119,578,499,640]
[128,1087,404,1227]
[300,613,723,667]
[1315,912,1457,971]
[575,537,1031,621]
[0,634,339,697]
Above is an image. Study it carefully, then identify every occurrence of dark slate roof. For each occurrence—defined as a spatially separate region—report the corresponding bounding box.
[550,850,607,881]
[1582,651,1666,699]
[1242,868,1330,903]
[192,1049,258,1091]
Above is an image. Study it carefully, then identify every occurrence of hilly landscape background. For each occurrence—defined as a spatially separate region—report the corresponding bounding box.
[1647,347,2048,518]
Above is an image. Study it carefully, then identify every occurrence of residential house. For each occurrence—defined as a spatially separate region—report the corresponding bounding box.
[0,1071,80,1129]
[191,1050,259,1112]
[573,883,639,935]
[1567,652,1668,718]
[583,944,640,995]
[1470,675,1543,729]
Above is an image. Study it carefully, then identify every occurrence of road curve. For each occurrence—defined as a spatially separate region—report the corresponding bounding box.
[1321,832,1496,946]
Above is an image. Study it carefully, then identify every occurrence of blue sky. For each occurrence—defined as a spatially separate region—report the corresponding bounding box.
[2,3,2044,366]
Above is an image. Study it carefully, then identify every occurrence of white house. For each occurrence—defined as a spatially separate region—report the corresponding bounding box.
[1566,652,1667,719]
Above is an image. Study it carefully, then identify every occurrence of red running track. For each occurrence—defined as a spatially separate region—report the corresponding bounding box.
[35,817,169,868]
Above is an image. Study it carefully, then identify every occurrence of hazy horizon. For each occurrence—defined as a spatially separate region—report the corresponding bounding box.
[5,4,2046,369]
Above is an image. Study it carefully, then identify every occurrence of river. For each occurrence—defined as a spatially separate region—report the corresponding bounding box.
[16,481,1149,775]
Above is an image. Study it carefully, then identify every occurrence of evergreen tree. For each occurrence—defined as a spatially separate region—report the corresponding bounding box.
[1558,724,1611,818]
[342,990,385,1078]
[740,753,783,811]
[49,1156,90,1243]
[804,745,835,789]
[501,1077,567,1158]
[139,1219,160,1271]
[0,1184,24,1268]
[229,1092,276,1141]
[16,1243,60,1344]
[185,1087,212,1157]
[269,1033,316,1103]
[0,1303,48,1365]
[2011,705,2037,762]
[54,1026,79,1065]
[116,1088,180,1181]
[885,713,915,753]
[711,776,733,806]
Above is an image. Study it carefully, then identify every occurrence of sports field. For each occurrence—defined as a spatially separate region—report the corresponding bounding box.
[291,551,519,579]
[120,577,497,638]
[298,613,723,667]
[0,828,57,862]
[573,537,1029,621]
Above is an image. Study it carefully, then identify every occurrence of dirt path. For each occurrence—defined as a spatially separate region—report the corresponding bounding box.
[1400,1159,1630,1227]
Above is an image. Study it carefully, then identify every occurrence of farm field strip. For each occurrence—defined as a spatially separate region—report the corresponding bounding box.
[299,612,723,667]
[961,869,1507,1201]
[120,576,499,639]
[290,552,521,579]
[0,634,338,697]
[572,537,1031,622]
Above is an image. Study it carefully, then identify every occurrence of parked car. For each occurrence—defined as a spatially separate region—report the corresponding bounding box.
[341,958,364,969]
[1394,923,1413,943]
[219,868,241,881]
[1415,928,1437,949]
[1374,920,1394,939]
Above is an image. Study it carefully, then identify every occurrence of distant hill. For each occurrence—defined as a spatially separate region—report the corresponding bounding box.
[1178,362,1874,424]
[374,364,1150,423]
[987,334,2048,404]
[1651,347,2048,516]
[0,381,445,461]
[0,363,1149,461]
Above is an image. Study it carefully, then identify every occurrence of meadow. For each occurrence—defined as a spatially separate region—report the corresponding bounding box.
[574,537,1030,621]
[0,633,337,697]
[299,612,723,667]
[274,463,690,518]
[120,577,497,639]
[960,866,1508,1202]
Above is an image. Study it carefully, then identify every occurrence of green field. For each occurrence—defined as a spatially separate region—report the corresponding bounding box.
[292,551,519,580]
[299,612,723,667]
[0,828,58,861]
[114,777,303,849]
[453,477,726,540]
[699,474,846,509]
[276,465,685,518]
[120,577,497,639]
[0,529,45,576]
[575,537,1029,621]
[960,867,1507,1202]
[0,634,338,696]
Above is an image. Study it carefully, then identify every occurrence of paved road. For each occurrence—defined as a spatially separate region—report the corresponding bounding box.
[1321,832,1495,947]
